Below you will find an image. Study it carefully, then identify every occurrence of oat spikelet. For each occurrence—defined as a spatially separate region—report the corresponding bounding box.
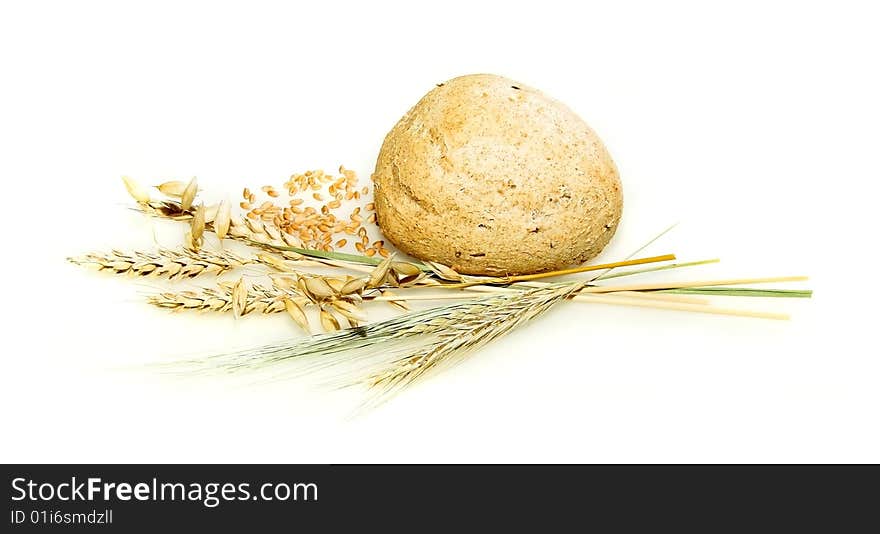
[425,261,462,282]
[341,277,368,295]
[214,199,231,240]
[122,176,150,204]
[231,277,248,319]
[283,297,311,333]
[180,177,198,212]
[319,309,340,332]
[190,204,206,250]
[67,249,250,279]
[303,276,336,300]
[368,253,395,288]
[203,203,219,224]
[391,261,421,279]
[155,180,187,197]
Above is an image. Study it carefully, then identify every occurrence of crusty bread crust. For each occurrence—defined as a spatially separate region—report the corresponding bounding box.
[372,74,622,275]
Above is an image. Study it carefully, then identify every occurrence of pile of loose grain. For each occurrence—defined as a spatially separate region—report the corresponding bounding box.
[239,166,386,256]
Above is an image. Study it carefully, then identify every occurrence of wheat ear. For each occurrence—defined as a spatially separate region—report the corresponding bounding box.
[67,249,253,279]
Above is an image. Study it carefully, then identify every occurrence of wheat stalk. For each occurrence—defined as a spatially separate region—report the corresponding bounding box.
[67,249,253,279]
[68,242,348,282]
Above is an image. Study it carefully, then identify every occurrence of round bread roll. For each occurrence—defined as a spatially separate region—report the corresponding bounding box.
[372,73,622,275]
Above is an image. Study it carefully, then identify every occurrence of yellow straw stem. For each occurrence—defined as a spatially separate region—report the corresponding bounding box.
[443,254,677,289]
[378,286,788,320]
[511,254,677,281]
[574,294,790,320]
[582,276,809,294]
[601,290,709,306]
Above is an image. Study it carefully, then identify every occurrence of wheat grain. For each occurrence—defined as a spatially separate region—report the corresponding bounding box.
[233,167,381,252]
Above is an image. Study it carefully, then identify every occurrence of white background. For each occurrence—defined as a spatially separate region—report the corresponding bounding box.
[1,1,877,463]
